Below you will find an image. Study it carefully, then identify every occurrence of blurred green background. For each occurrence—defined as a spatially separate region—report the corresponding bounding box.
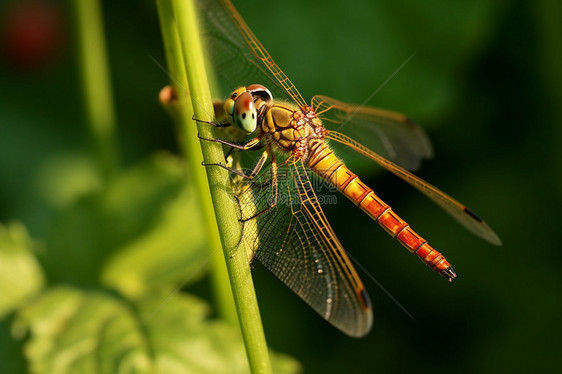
[1,0,561,373]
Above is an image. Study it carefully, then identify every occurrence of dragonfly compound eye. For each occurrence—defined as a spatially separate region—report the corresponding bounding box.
[232,91,257,133]
[247,84,273,102]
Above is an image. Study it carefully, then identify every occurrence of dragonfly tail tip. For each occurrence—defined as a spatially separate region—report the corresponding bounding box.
[443,266,457,282]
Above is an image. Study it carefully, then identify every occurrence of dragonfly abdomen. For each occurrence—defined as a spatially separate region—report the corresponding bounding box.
[308,142,457,281]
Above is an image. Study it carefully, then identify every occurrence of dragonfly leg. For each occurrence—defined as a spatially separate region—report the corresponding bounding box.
[240,152,279,222]
[224,143,264,161]
[225,147,235,159]
[192,115,231,128]
[204,148,270,180]
[202,162,251,179]
[232,218,257,263]
[197,134,261,150]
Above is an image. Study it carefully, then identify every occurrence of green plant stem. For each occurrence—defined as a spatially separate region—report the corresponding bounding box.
[155,0,237,326]
[73,0,120,182]
[170,0,273,373]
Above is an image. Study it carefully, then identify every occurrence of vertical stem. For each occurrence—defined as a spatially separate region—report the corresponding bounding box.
[73,0,120,182]
[156,0,237,325]
[169,0,273,373]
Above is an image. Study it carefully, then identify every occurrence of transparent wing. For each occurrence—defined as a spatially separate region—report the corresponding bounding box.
[237,160,373,337]
[312,95,433,171]
[327,131,501,245]
[196,0,308,108]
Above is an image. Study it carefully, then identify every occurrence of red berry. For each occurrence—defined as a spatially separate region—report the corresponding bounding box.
[1,0,66,70]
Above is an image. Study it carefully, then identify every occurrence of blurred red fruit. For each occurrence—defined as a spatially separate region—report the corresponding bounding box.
[1,0,66,70]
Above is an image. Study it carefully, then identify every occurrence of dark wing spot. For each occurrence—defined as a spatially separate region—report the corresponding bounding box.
[359,288,372,309]
[464,207,483,222]
[242,113,246,119]
[252,113,255,119]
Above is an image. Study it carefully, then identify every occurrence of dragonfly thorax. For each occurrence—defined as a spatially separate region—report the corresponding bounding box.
[262,102,326,160]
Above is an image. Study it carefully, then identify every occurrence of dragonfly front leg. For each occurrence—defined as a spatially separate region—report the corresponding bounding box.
[192,115,231,128]
[203,148,270,180]
[198,134,264,178]
[197,134,262,150]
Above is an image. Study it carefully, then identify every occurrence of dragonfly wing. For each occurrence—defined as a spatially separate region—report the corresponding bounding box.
[327,131,501,246]
[312,95,433,171]
[237,161,373,337]
[195,0,308,108]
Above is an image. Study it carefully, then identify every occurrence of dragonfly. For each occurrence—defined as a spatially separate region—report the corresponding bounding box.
[193,0,501,337]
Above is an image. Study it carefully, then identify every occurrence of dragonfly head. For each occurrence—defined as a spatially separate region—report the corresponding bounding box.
[224,85,273,134]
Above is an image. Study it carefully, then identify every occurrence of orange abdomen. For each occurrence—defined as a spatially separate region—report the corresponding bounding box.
[308,142,456,281]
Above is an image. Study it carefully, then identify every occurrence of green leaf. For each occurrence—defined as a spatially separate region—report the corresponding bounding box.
[15,287,151,373]
[100,174,208,298]
[14,286,300,374]
[0,222,45,319]
[42,153,207,290]
[33,151,101,210]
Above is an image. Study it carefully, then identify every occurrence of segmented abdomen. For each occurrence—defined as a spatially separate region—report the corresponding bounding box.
[307,142,456,281]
